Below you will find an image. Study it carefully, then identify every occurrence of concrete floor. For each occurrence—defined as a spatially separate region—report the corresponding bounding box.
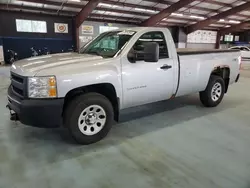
[0,63,250,188]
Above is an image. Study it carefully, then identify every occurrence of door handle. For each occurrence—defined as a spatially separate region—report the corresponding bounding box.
[160,64,172,70]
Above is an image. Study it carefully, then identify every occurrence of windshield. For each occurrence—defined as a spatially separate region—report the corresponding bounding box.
[80,30,136,58]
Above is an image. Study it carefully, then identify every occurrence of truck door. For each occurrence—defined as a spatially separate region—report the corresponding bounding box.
[121,31,175,109]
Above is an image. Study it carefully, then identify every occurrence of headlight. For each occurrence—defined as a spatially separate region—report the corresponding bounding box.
[28,76,57,98]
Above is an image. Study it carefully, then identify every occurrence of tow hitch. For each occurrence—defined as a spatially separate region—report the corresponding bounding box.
[6,104,20,121]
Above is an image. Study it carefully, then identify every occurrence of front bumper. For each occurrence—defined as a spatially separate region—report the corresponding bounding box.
[7,86,64,128]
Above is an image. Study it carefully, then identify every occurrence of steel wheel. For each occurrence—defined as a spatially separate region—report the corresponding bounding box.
[200,75,225,107]
[211,82,222,102]
[78,105,106,136]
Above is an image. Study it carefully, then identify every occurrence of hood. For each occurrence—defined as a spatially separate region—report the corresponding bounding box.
[11,52,103,76]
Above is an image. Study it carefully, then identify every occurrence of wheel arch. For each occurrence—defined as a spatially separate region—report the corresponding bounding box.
[210,66,230,93]
[63,83,120,121]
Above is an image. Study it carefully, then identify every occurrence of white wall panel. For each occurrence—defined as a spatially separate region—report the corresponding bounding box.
[186,43,216,49]
[0,46,4,63]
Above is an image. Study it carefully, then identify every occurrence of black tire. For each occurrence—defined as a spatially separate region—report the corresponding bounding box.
[199,75,225,107]
[64,92,114,145]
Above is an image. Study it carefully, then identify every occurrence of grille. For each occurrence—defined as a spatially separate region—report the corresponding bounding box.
[10,72,27,99]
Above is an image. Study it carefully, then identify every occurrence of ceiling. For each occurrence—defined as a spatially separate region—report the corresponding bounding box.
[0,0,250,33]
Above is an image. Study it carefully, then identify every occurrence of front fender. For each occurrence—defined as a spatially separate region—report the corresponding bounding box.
[56,66,122,99]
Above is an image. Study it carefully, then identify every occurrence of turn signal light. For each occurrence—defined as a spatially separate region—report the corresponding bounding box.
[49,87,57,97]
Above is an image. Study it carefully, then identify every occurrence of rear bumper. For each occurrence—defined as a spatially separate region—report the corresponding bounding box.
[7,87,64,128]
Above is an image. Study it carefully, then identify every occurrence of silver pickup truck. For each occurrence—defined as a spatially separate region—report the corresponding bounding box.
[7,27,241,144]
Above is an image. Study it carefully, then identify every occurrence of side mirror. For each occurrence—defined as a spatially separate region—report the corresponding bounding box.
[127,50,137,63]
[144,42,159,62]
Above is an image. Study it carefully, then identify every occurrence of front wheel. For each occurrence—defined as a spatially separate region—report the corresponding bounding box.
[199,75,225,107]
[64,93,114,145]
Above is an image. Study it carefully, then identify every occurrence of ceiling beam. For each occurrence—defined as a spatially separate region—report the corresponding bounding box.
[186,2,250,33]
[204,26,220,30]
[76,0,101,28]
[220,20,250,35]
[141,0,196,26]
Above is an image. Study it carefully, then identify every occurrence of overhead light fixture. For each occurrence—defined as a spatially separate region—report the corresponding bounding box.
[134,8,156,13]
[69,0,81,2]
[229,20,240,24]
[146,9,156,13]
[134,8,144,11]
[98,3,119,8]
[218,19,225,22]
[96,10,105,14]
[190,15,205,19]
[225,25,231,28]
[99,3,112,7]
[104,11,113,14]
[171,13,183,17]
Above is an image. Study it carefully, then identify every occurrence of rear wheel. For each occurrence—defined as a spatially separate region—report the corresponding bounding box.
[199,75,225,107]
[64,93,114,145]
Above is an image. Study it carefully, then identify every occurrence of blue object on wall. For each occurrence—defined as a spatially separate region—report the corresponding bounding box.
[234,41,249,45]
[2,36,73,61]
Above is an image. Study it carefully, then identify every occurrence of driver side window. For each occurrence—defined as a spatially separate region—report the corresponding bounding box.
[133,31,169,61]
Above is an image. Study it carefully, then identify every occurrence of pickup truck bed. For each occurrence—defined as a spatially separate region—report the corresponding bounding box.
[176,49,240,97]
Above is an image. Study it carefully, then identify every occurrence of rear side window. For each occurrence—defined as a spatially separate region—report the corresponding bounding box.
[133,31,169,61]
